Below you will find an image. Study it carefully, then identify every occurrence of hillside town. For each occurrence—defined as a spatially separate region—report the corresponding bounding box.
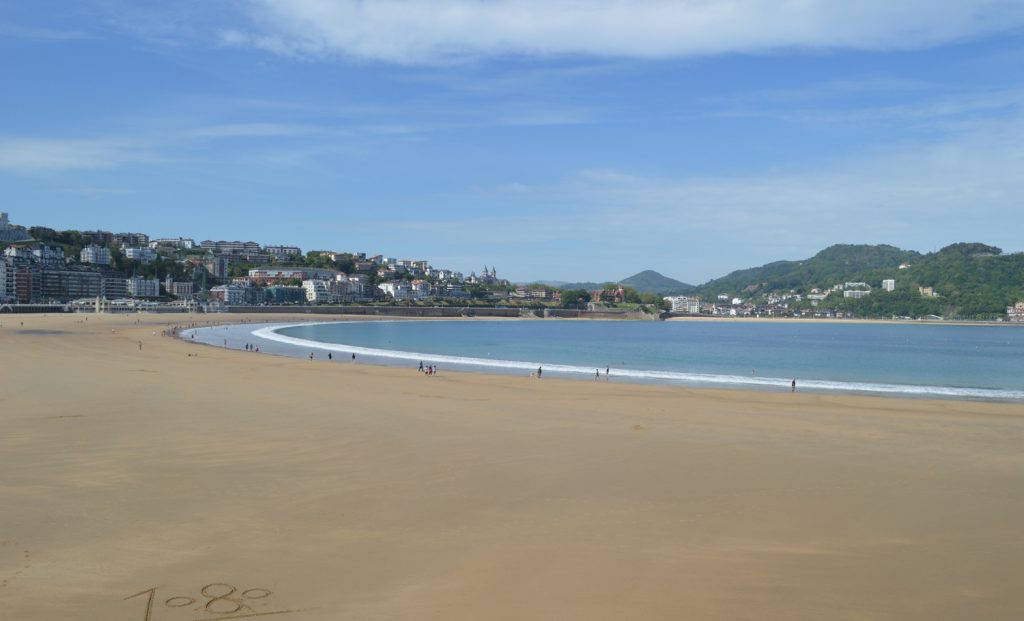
[0,212,565,311]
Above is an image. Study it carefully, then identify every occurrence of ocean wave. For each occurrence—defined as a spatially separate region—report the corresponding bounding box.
[245,322,1024,402]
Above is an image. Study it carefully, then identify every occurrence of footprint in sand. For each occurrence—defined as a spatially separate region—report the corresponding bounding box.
[0,542,31,588]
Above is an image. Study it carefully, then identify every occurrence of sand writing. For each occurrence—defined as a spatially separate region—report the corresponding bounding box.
[125,583,309,621]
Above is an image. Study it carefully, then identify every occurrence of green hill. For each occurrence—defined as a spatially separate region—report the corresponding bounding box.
[620,270,693,294]
[693,243,1024,319]
[693,244,920,297]
[558,270,693,295]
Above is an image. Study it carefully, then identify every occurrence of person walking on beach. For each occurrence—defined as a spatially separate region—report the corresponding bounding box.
[419,361,424,372]
[310,352,314,361]
[791,379,796,393]
[537,366,542,379]
[596,369,600,381]
[605,366,610,381]
[328,352,332,360]
[351,353,356,362]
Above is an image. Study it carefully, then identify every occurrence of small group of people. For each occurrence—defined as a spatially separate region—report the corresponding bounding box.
[244,343,260,352]
[595,367,610,381]
[418,361,438,376]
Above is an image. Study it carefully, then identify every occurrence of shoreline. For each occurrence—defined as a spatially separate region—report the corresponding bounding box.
[178,316,1024,404]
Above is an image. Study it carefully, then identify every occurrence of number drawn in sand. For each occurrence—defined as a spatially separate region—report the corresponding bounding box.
[125,583,309,621]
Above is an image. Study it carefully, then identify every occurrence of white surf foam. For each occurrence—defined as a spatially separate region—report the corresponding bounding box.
[239,322,1024,402]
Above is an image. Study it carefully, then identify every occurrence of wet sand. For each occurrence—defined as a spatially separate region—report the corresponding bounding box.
[2,312,1023,620]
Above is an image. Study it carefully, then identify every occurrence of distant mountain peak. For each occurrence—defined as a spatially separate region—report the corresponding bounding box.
[619,270,693,294]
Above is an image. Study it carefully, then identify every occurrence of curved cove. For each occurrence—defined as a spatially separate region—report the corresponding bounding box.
[240,320,1024,401]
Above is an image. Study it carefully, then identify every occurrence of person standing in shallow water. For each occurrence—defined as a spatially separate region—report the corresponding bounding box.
[791,379,796,392]
[537,366,542,379]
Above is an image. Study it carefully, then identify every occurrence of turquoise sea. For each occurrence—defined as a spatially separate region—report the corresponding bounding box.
[196,319,1024,401]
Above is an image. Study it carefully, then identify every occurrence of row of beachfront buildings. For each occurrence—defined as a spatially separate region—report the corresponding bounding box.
[0,211,524,306]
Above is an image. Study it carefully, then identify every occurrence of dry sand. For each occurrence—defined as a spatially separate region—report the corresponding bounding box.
[1,312,1023,621]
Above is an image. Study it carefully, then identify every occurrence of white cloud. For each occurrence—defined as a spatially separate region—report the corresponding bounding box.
[226,0,1024,63]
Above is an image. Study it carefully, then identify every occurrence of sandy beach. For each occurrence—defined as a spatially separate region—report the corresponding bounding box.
[2,312,1023,620]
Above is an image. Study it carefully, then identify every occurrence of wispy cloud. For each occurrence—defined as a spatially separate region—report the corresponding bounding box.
[0,137,157,173]
[222,0,1024,63]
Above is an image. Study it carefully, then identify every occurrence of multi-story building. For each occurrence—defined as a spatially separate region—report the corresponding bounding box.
[264,245,302,260]
[40,267,103,301]
[123,247,157,264]
[200,240,261,255]
[440,283,468,298]
[882,279,895,292]
[0,212,33,243]
[303,279,350,304]
[81,230,114,245]
[843,290,870,299]
[32,245,65,265]
[266,285,307,304]
[126,276,161,298]
[101,272,128,299]
[113,232,149,247]
[1007,301,1024,322]
[80,245,112,266]
[209,284,246,305]
[0,259,6,302]
[12,264,42,303]
[512,286,559,301]
[248,267,337,284]
[149,237,196,250]
[409,279,432,300]
[165,276,194,299]
[665,295,701,314]
[378,280,413,301]
[206,255,229,279]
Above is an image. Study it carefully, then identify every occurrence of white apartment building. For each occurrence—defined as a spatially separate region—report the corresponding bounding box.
[303,279,349,304]
[882,279,895,292]
[665,295,700,314]
[378,280,413,301]
[843,290,870,299]
[80,245,111,266]
[123,247,157,264]
[410,280,432,299]
[126,276,161,298]
[149,237,195,250]
[0,260,6,302]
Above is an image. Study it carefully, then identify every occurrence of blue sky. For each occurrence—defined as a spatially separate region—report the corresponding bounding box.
[2,1,1023,284]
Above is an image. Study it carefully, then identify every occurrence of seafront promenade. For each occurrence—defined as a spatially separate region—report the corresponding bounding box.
[2,313,1023,620]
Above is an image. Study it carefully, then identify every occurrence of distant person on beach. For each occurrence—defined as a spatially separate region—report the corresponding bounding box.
[310,352,314,361]
[352,353,356,362]
[537,366,542,379]
[328,352,332,360]
[606,367,609,380]
[791,379,796,392]
[596,369,600,381]
[419,361,424,372]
